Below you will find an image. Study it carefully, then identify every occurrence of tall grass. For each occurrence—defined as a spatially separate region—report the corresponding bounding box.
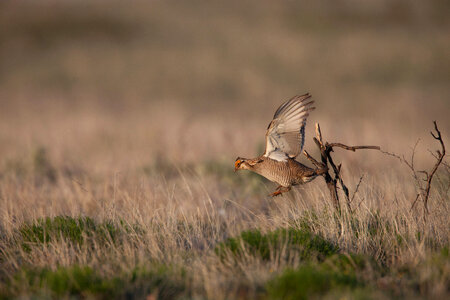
[0,155,448,298]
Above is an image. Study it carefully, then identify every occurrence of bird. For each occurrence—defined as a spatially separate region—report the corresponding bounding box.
[234,93,323,197]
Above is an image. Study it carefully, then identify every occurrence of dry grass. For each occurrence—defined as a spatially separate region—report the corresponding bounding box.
[0,0,449,299]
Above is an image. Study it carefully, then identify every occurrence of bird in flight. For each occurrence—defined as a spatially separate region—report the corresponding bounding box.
[235,93,321,196]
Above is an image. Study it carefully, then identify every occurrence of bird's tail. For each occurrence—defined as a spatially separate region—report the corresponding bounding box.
[300,166,326,183]
[314,165,328,176]
[302,165,328,183]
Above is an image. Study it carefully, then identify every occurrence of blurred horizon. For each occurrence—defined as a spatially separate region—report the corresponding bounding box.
[1,0,449,170]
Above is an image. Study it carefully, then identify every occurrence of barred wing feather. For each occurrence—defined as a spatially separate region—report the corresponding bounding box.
[264,94,315,161]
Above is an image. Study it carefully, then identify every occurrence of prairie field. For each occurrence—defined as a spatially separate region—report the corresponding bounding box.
[0,1,449,299]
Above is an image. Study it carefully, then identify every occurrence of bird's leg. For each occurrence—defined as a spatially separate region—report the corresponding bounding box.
[270,186,283,197]
[270,186,291,197]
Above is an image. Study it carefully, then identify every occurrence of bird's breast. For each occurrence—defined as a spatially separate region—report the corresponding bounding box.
[252,159,292,187]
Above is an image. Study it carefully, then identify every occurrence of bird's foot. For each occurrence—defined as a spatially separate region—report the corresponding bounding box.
[270,190,283,197]
[269,186,291,197]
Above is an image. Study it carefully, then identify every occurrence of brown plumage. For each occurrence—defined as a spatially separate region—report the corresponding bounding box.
[235,93,321,196]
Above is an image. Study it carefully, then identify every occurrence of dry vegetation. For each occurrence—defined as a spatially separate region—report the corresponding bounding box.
[0,0,449,299]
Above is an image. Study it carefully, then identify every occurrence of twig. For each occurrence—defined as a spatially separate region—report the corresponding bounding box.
[423,121,445,213]
[303,150,324,169]
[381,140,423,193]
[312,127,340,211]
[410,194,420,212]
[326,149,351,210]
[427,149,450,170]
[315,123,323,145]
[356,197,365,210]
[380,140,420,172]
[381,121,446,216]
[351,175,364,204]
[327,143,380,151]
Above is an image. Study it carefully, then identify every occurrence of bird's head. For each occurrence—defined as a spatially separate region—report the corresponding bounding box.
[234,157,250,172]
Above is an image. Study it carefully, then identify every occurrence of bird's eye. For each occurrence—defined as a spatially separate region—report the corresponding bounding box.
[235,159,242,168]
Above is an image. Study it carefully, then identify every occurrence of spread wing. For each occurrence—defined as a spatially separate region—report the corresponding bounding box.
[264,94,315,161]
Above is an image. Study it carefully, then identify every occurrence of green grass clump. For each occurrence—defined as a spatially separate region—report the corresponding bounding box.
[265,264,362,300]
[322,253,374,276]
[7,264,186,300]
[215,227,338,262]
[14,265,119,297]
[18,216,139,250]
[266,253,381,300]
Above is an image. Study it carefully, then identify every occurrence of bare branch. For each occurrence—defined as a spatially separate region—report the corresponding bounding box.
[311,128,339,211]
[315,123,323,146]
[417,170,429,180]
[351,175,364,204]
[380,150,404,162]
[422,121,446,213]
[382,121,446,217]
[326,147,351,210]
[381,141,419,175]
[308,122,380,213]
[425,149,449,169]
[310,121,446,216]
[326,143,380,152]
[410,194,420,212]
[303,150,323,169]
[410,139,420,172]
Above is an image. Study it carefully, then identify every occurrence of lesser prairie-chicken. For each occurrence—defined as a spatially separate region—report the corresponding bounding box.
[235,93,323,196]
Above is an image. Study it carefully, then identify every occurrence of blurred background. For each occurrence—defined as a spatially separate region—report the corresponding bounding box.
[0,0,449,177]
